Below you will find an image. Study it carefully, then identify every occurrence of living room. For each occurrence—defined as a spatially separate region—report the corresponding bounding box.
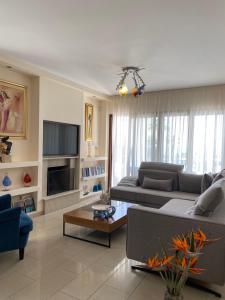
[0,1,225,300]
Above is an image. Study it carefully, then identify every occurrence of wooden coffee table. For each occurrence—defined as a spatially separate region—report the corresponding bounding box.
[63,200,133,248]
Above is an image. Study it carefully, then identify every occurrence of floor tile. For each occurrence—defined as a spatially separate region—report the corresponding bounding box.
[106,261,145,296]
[62,264,114,300]
[0,271,33,299]
[89,285,128,300]
[9,268,76,300]
[48,291,78,300]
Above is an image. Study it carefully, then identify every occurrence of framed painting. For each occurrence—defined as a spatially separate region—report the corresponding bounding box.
[85,103,94,141]
[0,80,27,138]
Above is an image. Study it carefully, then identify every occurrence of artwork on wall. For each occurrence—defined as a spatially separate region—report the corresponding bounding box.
[0,80,27,138]
[85,103,94,141]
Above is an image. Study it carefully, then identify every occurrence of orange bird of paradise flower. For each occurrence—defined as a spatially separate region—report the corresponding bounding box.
[148,255,173,269]
[147,255,161,268]
[172,236,189,253]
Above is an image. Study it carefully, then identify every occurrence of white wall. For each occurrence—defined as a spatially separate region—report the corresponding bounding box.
[39,77,84,125]
[39,76,84,158]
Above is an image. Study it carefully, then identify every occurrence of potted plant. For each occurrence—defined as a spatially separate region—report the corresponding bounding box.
[147,229,216,300]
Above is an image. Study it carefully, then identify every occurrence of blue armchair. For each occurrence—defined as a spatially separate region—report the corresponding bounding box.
[0,194,33,260]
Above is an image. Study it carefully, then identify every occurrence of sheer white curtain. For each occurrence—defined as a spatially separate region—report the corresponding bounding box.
[111,85,225,185]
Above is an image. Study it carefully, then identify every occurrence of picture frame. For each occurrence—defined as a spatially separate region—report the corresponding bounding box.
[0,80,27,139]
[85,103,94,141]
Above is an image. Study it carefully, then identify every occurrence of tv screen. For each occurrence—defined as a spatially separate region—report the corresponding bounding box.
[43,121,79,156]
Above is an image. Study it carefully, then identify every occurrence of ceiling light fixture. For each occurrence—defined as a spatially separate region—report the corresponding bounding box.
[116,66,146,97]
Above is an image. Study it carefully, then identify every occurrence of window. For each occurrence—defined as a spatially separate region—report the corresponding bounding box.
[112,111,225,184]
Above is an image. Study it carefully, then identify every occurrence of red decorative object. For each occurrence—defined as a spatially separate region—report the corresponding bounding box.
[23,173,32,187]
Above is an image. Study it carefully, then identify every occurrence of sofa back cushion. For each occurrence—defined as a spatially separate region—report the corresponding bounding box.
[138,162,184,191]
[178,173,202,194]
[139,162,184,172]
[142,176,173,192]
[191,178,225,216]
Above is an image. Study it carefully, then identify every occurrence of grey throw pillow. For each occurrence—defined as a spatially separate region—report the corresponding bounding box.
[142,176,173,192]
[179,172,202,194]
[212,169,225,184]
[201,173,213,193]
[192,178,225,216]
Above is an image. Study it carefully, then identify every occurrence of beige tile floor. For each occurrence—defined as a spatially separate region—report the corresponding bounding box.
[0,199,224,300]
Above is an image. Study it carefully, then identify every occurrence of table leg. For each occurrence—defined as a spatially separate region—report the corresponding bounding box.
[63,222,111,248]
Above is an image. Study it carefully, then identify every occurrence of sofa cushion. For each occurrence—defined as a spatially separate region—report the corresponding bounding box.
[118,176,138,187]
[160,198,194,214]
[20,212,33,235]
[110,186,198,208]
[178,172,202,194]
[192,178,225,216]
[139,162,184,172]
[201,173,213,193]
[138,169,179,190]
[142,176,173,192]
[110,186,137,203]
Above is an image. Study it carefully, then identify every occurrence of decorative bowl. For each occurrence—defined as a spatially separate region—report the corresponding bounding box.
[92,204,116,219]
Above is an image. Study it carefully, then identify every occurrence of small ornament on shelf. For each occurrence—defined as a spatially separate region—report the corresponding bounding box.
[87,141,93,157]
[0,136,12,163]
[100,190,110,205]
[2,173,12,191]
[23,173,32,187]
[82,183,89,196]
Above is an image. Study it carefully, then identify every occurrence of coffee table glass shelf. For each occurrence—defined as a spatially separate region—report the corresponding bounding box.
[63,200,133,248]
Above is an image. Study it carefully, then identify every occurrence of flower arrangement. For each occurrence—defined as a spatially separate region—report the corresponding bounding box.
[147,229,216,299]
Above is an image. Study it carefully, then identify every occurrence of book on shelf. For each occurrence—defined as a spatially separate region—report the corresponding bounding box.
[12,194,35,213]
[12,199,26,212]
[82,164,105,178]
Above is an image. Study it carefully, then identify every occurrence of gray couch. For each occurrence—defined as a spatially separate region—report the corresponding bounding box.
[110,162,201,208]
[127,197,225,285]
[111,162,225,286]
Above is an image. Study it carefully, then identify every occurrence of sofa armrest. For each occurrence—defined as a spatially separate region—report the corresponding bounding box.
[0,194,12,211]
[117,176,139,187]
[127,205,225,285]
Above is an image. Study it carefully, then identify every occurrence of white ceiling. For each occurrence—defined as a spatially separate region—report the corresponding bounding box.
[0,0,225,95]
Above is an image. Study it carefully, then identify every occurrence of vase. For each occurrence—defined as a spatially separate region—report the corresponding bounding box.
[2,174,12,190]
[23,173,32,187]
[164,291,183,300]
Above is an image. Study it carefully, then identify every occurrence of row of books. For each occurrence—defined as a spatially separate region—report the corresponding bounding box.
[82,165,105,177]
[12,194,36,213]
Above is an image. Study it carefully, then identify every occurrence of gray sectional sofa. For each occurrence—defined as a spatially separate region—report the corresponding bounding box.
[110,162,201,208]
[110,162,225,286]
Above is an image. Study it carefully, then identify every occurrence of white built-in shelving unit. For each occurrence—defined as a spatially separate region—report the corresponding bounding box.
[82,173,106,181]
[81,156,108,162]
[80,190,102,199]
[0,185,39,197]
[0,161,39,169]
[0,160,40,214]
[80,156,107,198]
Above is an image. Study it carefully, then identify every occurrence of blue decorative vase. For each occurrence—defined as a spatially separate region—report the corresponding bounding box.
[2,174,12,190]
[97,183,102,191]
[93,184,98,192]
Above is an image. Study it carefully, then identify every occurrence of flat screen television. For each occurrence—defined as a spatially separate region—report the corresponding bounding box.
[43,121,79,156]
